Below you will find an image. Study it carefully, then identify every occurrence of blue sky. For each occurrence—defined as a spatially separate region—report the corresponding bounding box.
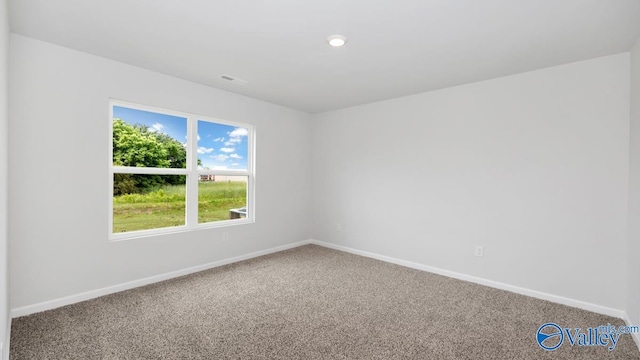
[113,106,248,170]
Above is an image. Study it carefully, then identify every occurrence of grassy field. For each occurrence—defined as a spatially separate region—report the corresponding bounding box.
[113,181,246,233]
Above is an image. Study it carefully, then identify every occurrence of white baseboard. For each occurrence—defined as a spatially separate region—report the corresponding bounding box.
[9,238,630,334]
[623,313,640,351]
[309,239,626,319]
[11,240,312,318]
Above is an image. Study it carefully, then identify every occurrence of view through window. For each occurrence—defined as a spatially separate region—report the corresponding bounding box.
[110,102,253,239]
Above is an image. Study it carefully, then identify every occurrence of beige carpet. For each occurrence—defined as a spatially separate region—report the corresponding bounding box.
[10,244,640,359]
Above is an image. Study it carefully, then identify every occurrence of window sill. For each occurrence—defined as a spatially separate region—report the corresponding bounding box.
[108,218,255,242]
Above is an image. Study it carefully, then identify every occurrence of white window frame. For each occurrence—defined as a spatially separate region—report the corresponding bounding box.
[109,100,255,241]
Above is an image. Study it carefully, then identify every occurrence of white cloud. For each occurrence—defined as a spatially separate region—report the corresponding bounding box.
[231,163,240,166]
[212,166,229,170]
[229,153,242,159]
[198,134,201,141]
[213,137,224,142]
[211,154,229,161]
[150,123,164,133]
[220,147,235,153]
[197,146,214,154]
[229,128,248,137]
[224,127,248,146]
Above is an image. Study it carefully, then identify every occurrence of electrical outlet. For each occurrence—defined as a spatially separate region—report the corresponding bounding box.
[223,232,229,242]
[474,246,484,257]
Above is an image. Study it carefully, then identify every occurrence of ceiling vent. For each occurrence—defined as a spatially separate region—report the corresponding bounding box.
[220,74,248,86]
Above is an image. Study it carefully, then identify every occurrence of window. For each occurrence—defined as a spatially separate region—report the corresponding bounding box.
[109,101,254,240]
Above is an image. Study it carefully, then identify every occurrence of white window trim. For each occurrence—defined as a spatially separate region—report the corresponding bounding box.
[108,100,255,241]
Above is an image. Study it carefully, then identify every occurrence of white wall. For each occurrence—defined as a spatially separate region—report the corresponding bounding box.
[312,54,630,311]
[8,35,312,309]
[5,27,635,329]
[0,0,8,355]
[628,37,640,326]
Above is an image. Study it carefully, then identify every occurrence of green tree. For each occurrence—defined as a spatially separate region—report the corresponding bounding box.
[113,173,136,196]
[112,119,188,193]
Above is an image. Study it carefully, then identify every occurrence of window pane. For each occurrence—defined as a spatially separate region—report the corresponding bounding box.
[197,120,248,171]
[113,106,188,168]
[198,175,248,223]
[113,174,186,233]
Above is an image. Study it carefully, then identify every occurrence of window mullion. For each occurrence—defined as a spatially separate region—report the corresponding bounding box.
[112,166,188,175]
[186,116,199,226]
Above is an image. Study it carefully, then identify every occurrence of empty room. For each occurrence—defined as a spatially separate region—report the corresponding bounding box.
[2,0,640,359]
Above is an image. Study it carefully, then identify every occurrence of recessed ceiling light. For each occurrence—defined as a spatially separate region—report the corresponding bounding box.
[326,34,347,47]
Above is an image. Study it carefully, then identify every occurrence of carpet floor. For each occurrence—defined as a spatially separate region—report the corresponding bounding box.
[10,244,640,359]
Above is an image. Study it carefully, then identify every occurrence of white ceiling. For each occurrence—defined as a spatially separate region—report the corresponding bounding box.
[9,0,640,113]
